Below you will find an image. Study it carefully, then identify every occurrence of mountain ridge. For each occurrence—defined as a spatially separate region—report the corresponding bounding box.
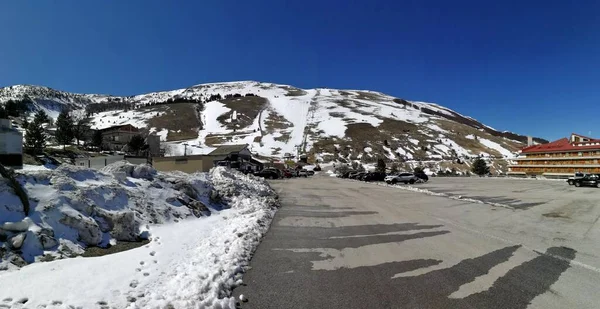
[0,81,547,173]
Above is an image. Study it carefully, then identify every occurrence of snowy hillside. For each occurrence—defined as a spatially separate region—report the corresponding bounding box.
[0,81,546,163]
[0,164,278,308]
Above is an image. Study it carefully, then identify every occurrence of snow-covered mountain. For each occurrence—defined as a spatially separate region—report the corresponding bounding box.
[0,81,546,168]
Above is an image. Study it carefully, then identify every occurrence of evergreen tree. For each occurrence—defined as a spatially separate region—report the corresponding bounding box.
[25,120,46,154]
[5,100,20,117]
[128,134,147,155]
[390,163,399,174]
[33,109,50,125]
[73,117,90,146]
[414,166,424,174]
[471,157,490,176]
[376,158,386,173]
[21,115,29,130]
[91,130,104,150]
[55,110,74,148]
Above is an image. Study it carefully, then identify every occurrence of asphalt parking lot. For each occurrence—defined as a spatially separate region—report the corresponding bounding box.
[234,175,600,309]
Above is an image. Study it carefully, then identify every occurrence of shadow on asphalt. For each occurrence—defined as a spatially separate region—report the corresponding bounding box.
[236,244,576,309]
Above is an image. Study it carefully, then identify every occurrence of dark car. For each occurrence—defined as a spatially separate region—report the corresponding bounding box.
[350,172,366,180]
[415,172,429,182]
[363,172,387,182]
[337,170,355,178]
[254,168,280,179]
[572,174,600,187]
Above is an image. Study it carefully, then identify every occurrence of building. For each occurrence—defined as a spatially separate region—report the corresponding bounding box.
[152,144,263,174]
[508,133,600,177]
[74,155,148,169]
[99,124,140,151]
[0,118,23,168]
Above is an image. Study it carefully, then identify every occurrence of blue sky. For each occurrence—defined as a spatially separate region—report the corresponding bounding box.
[1,0,599,141]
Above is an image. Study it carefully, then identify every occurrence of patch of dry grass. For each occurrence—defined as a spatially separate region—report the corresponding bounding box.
[146,103,200,141]
[216,96,268,130]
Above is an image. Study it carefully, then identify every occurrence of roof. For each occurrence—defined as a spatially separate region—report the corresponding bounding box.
[521,133,600,153]
[99,124,140,133]
[208,144,249,156]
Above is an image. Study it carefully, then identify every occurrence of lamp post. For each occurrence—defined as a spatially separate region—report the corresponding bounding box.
[183,143,189,157]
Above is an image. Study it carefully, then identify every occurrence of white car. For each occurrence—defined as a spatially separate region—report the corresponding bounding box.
[298,169,308,178]
[385,173,419,184]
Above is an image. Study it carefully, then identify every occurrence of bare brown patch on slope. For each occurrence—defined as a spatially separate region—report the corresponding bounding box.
[146,103,200,141]
[216,96,268,130]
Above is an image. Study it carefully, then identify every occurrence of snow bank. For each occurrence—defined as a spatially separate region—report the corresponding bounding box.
[0,166,278,308]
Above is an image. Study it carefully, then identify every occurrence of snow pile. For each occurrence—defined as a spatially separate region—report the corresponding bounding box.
[0,166,278,308]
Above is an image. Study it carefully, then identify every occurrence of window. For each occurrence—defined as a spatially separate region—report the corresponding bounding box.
[579,152,583,156]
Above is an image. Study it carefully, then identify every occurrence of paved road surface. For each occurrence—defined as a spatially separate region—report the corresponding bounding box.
[233,176,600,309]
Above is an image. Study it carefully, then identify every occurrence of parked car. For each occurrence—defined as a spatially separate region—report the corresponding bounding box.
[363,172,387,182]
[385,172,419,184]
[337,170,355,178]
[567,172,586,185]
[307,170,315,176]
[415,172,429,182]
[254,168,280,179]
[282,169,293,178]
[350,172,367,180]
[298,169,309,178]
[572,174,600,187]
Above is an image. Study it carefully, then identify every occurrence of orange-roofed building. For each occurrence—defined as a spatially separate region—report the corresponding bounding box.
[508,133,600,177]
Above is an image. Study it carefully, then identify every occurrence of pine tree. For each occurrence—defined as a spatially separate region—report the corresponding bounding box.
[55,110,74,148]
[25,120,46,155]
[73,117,90,146]
[92,130,104,150]
[414,166,424,174]
[376,158,386,173]
[33,109,50,125]
[471,157,490,176]
[128,134,147,155]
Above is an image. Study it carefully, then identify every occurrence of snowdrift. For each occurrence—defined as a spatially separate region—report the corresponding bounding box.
[0,162,278,271]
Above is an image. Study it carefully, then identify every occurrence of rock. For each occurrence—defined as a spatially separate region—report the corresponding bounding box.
[173,182,198,199]
[110,212,140,242]
[132,164,156,180]
[38,232,59,250]
[1,220,30,232]
[210,189,221,203]
[59,212,103,246]
[239,294,248,302]
[9,233,26,249]
[6,252,27,267]
[21,231,43,263]
[95,209,140,241]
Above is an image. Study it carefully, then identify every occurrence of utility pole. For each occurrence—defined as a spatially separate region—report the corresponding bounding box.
[183,143,188,157]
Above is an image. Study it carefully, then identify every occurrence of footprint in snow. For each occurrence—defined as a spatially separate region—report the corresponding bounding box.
[143,272,150,277]
[2,298,11,303]
[135,268,142,272]
[16,297,28,304]
[139,261,145,265]
[0,305,9,309]
[153,260,158,264]
[149,251,156,256]
[129,280,139,288]
[52,300,63,305]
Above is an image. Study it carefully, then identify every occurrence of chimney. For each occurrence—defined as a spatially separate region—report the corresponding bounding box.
[527,136,533,146]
